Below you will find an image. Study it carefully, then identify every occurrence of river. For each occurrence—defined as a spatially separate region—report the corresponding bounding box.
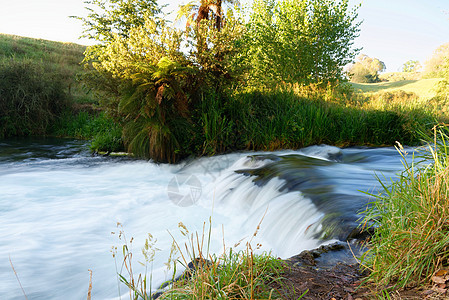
[0,137,407,299]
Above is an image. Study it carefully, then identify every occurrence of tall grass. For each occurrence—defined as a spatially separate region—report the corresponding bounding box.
[52,111,124,152]
[115,220,286,299]
[0,57,69,137]
[360,124,449,290]
[225,88,430,151]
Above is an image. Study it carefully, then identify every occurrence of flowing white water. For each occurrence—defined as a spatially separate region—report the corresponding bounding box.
[0,139,406,299]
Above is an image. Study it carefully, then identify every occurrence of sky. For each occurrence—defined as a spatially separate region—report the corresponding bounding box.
[0,0,448,72]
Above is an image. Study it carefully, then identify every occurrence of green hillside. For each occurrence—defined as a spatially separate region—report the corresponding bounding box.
[0,33,90,102]
[0,34,123,151]
[0,33,85,62]
[350,78,442,99]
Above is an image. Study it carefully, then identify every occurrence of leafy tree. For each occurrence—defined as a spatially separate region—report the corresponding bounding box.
[176,0,245,94]
[74,0,165,114]
[436,57,449,102]
[74,0,161,42]
[424,43,449,78]
[177,0,239,31]
[185,10,246,93]
[348,54,385,83]
[242,0,361,87]
[119,57,197,162]
[402,60,421,73]
[77,0,244,161]
[76,0,365,161]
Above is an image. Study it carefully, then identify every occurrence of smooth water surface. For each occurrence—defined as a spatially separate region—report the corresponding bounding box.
[0,138,406,299]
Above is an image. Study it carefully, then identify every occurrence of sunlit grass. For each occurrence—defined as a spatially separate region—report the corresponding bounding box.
[114,219,288,300]
[0,33,93,104]
[350,78,442,99]
[360,125,449,291]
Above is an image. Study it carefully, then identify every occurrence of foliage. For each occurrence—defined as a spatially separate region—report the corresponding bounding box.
[76,0,442,161]
[78,0,246,161]
[118,56,195,162]
[360,125,449,290]
[228,88,425,149]
[348,54,386,83]
[52,111,124,152]
[435,56,449,101]
[115,221,287,300]
[185,11,246,93]
[74,0,161,42]
[424,42,449,78]
[379,71,421,82]
[0,57,69,138]
[242,0,361,87]
[162,250,285,299]
[402,60,421,73]
[177,0,239,32]
[80,1,193,162]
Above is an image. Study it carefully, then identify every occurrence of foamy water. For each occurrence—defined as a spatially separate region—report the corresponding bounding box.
[0,138,405,299]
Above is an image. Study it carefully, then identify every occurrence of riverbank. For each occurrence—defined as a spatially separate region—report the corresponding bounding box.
[1,36,447,162]
[279,242,449,300]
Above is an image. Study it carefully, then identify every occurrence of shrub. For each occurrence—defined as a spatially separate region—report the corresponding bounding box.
[0,57,68,137]
[52,111,124,152]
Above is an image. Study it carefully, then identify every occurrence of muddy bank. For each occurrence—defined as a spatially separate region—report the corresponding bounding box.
[273,242,366,300]
[276,242,447,300]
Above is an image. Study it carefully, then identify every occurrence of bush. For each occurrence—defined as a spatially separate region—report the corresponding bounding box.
[0,58,68,137]
[52,111,124,152]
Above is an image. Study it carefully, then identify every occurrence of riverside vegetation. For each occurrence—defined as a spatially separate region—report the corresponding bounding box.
[360,125,449,298]
[1,0,449,298]
[0,33,123,152]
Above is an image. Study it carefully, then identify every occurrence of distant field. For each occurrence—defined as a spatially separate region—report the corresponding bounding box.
[350,78,442,99]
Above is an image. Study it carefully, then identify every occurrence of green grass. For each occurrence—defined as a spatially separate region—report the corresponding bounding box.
[0,34,119,147]
[121,84,440,162]
[52,111,124,152]
[115,220,288,300]
[0,33,94,104]
[0,57,69,137]
[211,86,437,154]
[360,125,449,292]
[350,78,442,99]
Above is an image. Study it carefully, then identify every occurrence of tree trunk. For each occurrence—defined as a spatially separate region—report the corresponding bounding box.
[215,0,222,31]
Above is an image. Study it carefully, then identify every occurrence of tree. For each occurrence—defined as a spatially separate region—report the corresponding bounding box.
[77,0,244,161]
[119,56,197,162]
[424,43,449,78]
[74,0,161,42]
[436,57,449,102]
[242,0,361,87]
[402,60,421,73]
[176,0,244,93]
[348,54,385,83]
[177,0,239,31]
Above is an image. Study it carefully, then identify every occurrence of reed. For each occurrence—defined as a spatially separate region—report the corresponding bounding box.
[360,124,449,291]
